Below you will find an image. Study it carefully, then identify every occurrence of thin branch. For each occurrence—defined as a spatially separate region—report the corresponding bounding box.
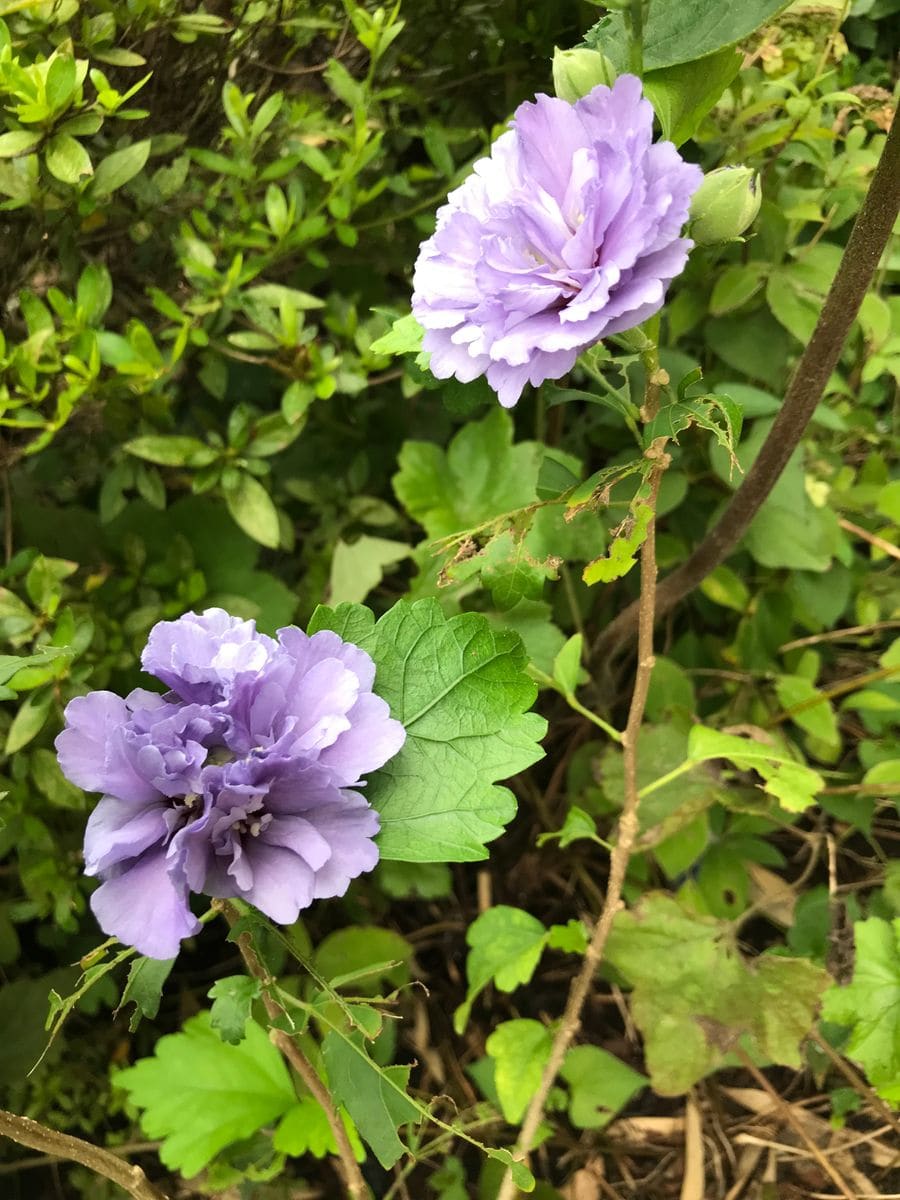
[215,901,369,1200]
[592,103,900,660]
[0,1111,168,1200]
[496,464,665,1200]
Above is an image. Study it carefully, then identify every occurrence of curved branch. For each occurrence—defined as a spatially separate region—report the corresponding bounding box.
[592,103,900,661]
[0,1111,168,1200]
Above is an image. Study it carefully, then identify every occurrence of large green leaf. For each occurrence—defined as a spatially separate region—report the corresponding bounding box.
[116,1012,296,1177]
[309,599,546,862]
[606,894,828,1094]
[588,0,791,70]
[643,47,742,145]
[822,917,900,1102]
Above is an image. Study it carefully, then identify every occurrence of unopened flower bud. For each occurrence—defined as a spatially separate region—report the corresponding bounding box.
[689,166,762,244]
[552,46,617,104]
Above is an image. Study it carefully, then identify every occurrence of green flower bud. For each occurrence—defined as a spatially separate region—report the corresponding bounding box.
[689,166,762,245]
[552,46,617,104]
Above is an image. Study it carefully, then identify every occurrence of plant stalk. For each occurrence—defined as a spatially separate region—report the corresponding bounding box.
[216,901,369,1200]
[0,1111,168,1200]
[496,464,665,1200]
[592,102,900,661]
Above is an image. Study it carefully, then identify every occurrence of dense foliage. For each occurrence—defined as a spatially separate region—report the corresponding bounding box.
[0,1,898,1198]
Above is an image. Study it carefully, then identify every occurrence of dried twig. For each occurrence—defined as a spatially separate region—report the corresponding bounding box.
[0,1112,167,1200]
[495,464,665,1200]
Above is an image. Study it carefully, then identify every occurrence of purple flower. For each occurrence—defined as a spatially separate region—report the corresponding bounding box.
[56,609,405,959]
[411,75,703,408]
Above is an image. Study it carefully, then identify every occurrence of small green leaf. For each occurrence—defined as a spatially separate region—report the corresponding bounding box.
[0,130,42,158]
[822,917,900,1101]
[117,957,175,1033]
[687,726,824,812]
[45,134,93,184]
[223,473,281,548]
[5,687,53,753]
[561,1045,646,1128]
[124,436,217,468]
[208,975,261,1044]
[552,633,583,695]
[486,1019,553,1123]
[91,139,151,197]
[369,312,423,357]
[321,1031,420,1169]
[455,906,548,1033]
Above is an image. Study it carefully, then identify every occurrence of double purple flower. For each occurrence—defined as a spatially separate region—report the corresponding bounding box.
[412,75,703,407]
[56,610,405,959]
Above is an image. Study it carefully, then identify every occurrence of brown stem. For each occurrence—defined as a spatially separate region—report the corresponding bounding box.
[215,901,369,1200]
[496,465,665,1200]
[0,1111,168,1200]
[593,104,900,661]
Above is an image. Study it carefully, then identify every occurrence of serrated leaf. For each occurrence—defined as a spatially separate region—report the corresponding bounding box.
[606,894,828,1094]
[116,1011,296,1177]
[822,917,900,1101]
[309,599,546,863]
[687,726,823,812]
[208,975,261,1044]
[370,312,424,357]
[117,956,175,1033]
[273,1096,347,1159]
[321,1031,419,1168]
[486,1019,553,1123]
[455,906,548,1033]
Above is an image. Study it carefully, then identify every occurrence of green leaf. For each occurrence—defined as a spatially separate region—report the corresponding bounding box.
[774,675,840,748]
[44,134,93,184]
[582,498,653,585]
[560,1046,646,1128]
[486,1019,553,1123]
[455,906,549,1033]
[822,917,900,1101]
[370,312,424,357]
[223,473,281,549]
[117,957,175,1033]
[208,975,261,1045]
[0,130,42,158]
[124,436,217,467]
[313,926,412,996]
[273,1096,348,1159]
[321,1031,420,1168]
[329,536,410,605]
[546,919,589,954]
[116,1011,296,1177]
[643,47,742,145]
[552,633,583,695]
[606,894,828,1094]
[393,408,541,541]
[91,139,151,197]
[309,599,546,863]
[588,0,792,69]
[5,686,53,753]
[687,726,824,812]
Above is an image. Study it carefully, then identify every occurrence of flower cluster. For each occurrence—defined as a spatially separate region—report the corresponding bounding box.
[56,609,405,959]
[411,75,703,408]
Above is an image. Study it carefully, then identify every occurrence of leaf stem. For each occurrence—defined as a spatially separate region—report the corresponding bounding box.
[495,462,665,1200]
[0,1111,168,1200]
[592,102,900,660]
[215,900,369,1200]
